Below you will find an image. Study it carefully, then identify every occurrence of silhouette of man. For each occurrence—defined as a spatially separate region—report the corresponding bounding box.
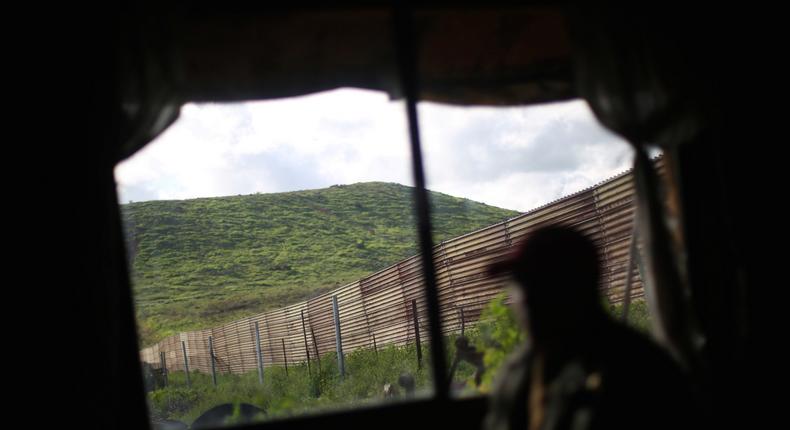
[484,225,697,430]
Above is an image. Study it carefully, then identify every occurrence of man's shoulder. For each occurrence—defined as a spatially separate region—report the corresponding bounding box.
[597,320,691,390]
[602,320,675,361]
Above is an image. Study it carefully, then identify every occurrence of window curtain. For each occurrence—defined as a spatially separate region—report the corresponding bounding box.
[568,6,706,375]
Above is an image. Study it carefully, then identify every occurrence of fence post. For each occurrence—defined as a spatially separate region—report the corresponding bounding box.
[503,219,513,247]
[254,322,264,385]
[300,310,312,376]
[209,335,217,387]
[460,306,466,336]
[281,338,289,375]
[181,341,191,387]
[633,233,650,306]
[412,299,422,370]
[621,223,639,322]
[159,351,168,387]
[310,325,321,371]
[358,279,376,356]
[332,295,345,379]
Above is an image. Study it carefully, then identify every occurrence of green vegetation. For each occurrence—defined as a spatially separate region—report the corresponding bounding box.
[148,345,433,424]
[145,297,514,425]
[608,299,652,334]
[146,295,653,425]
[121,182,519,346]
[466,294,528,392]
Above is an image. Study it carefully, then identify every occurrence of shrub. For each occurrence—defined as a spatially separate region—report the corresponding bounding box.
[471,293,527,392]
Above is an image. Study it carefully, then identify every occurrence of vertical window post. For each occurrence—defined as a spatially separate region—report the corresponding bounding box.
[393,0,449,400]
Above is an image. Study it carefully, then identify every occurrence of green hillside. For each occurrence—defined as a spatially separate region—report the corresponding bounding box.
[121,182,519,346]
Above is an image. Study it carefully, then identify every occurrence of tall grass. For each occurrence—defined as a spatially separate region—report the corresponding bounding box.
[148,343,435,425]
[147,297,651,426]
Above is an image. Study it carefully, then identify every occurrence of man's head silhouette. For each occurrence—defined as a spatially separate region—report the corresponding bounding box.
[490,225,603,350]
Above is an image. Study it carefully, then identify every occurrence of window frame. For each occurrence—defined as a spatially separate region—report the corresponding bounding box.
[121,6,479,428]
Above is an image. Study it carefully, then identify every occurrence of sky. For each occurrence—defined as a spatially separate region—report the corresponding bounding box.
[114,88,635,213]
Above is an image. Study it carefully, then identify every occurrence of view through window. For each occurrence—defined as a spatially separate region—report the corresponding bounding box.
[115,89,647,428]
[416,100,650,396]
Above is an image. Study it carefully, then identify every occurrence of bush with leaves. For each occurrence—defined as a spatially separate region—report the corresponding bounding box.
[448,293,527,393]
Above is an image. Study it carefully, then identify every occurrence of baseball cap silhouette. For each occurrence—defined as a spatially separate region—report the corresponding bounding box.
[488,225,601,309]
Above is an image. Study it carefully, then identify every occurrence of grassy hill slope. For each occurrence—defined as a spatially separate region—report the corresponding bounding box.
[121,182,519,346]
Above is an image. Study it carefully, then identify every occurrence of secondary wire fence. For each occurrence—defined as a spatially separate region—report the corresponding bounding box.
[141,160,663,376]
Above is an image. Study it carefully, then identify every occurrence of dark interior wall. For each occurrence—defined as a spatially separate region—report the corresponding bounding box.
[40,7,492,430]
[676,58,762,430]
[668,12,762,426]
[50,10,152,430]
[33,4,762,430]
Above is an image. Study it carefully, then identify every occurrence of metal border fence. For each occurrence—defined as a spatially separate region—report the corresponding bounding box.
[141,160,663,375]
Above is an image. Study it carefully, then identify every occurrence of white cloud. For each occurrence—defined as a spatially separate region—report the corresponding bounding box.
[419,99,633,211]
[115,89,634,212]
